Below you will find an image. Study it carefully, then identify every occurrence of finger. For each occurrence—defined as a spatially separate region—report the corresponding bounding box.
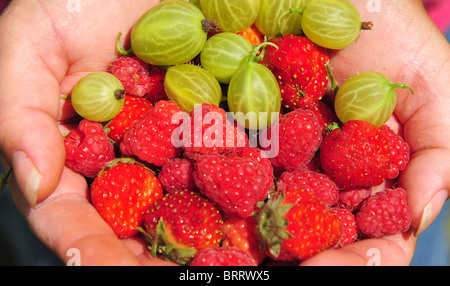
[12,167,175,266]
[301,231,417,266]
[0,4,67,206]
[399,150,450,235]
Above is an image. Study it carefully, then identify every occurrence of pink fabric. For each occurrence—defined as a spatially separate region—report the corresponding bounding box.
[422,0,450,32]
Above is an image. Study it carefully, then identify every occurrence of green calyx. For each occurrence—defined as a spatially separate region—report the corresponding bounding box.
[257,192,294,258]
[138,219,197,265]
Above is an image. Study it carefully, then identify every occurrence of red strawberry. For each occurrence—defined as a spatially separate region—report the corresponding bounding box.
[355,187,413,238]
[90,159,163,238]
[193,153,270,218]
[222,215,266,265]
[261,109,323,171]
[257,189,341,261]
[142,190,224,265]
[261,34,329,110]
[190,247,257,266]
[64,119,115,178]
[105,95,152,143]
[320,120,410,189]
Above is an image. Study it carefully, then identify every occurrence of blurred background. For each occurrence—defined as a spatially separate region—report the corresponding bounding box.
[0,0,449,266]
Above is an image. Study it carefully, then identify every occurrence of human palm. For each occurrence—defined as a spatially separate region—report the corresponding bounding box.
[0,0,448,266]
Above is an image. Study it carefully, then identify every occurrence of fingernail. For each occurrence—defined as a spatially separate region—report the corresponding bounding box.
[12,151,42,208]
[416,190,448,236]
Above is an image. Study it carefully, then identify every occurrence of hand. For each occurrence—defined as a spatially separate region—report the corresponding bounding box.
[0,0,175,266]
[302,0,450,265]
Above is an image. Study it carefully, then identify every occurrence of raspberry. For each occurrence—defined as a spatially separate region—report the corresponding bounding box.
[144,66,168,103]
[190,247,257,266]
[331,208,358,247]
[120,100,185,166]
[228,147,274,200]
[338,187,371,212]
[64,119,115,178]
[277,169,339,207]
[193,153,270,218]
[180,103,248,160]
[355,188,413,238]
[262,109,323,171]
[158,158,196,193]
[108,55,153,97]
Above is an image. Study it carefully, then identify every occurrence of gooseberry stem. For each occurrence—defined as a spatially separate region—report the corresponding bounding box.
[278,8,304,27]
[326,62,339,95]
[250,41,279,63]
[116,32,133,56]
[201,19,220,33]
[390,83,414,94]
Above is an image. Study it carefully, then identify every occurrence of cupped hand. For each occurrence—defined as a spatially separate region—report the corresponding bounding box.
[0,0,175,266]
[1,0,449,266]
[302,0,450,265]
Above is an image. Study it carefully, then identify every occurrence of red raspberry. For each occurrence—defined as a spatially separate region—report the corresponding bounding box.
[190,248,257,266]
[228,147,274,200]
[120,100,185,166]
[338,187,371,212]
[277,169,339,207]
[262,109,322,171]
[193,153,270,218]
[355,188,413,238]
[108,55,152,97]
[144,66,168,103]
[64,119,115,178]
[180,103,248,160]
[331,208,358,247]
[158,158,196,193]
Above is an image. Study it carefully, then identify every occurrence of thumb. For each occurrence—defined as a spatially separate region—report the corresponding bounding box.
[0,10,66,207]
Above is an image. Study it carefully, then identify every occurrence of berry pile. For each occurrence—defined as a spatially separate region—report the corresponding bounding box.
[63,0,414,266]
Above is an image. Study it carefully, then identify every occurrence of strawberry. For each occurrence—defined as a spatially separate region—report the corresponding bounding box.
[90,159,163,239]
[105,95,152,144]
[222,215,267,265]
[257,189,341,261]
[320,120,410,189]
[142,190,224,265]
[261,34,329,110]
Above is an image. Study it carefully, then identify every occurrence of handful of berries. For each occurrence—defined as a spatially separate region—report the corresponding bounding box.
[63,0,414,266]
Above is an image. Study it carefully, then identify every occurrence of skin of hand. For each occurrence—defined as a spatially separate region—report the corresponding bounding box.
[0,0,448,266]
